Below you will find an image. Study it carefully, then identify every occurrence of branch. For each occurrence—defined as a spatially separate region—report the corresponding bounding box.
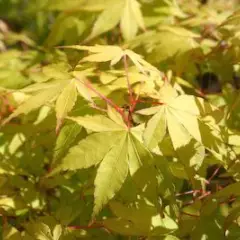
[181,211,200,218]
[75,77,129,125]
[176,189,202,197]
[208,165,221,183]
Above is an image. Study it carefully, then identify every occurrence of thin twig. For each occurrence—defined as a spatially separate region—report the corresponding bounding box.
[176,189,201,197]
[75,77,129,125]
[181,211,200,218]
[183,191,211,206]
[208,165,221,183]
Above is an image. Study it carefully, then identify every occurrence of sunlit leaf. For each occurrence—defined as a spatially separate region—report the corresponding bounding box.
[68,115,126,132]
[55,79,77,129]
[85,0,124,41]
[3,81,67,125]
[93,133,128,216]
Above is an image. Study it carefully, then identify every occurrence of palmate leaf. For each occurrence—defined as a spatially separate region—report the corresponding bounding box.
[85,0,145,41]
[59,45,159,74]
[140,84,219,153]
[51,114,152,216]
[60,45,124,65]
[2,80,68,125]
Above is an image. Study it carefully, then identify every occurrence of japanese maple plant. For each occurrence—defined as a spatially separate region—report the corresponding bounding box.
[1,0,240,239]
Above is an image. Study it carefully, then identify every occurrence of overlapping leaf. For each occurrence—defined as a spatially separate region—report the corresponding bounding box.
[120,0,145,40]
[140,84,222,160]
[51,112,152,216]
[60,45,159,74]
[103,201,178,236]
[55,79,77,129]
[85,0,145,41]
[2,80,68,125]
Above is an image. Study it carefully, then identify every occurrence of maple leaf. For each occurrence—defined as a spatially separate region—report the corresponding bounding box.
[51,108,152,216]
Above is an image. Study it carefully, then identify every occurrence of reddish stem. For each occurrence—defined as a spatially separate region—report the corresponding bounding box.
[123,54,134,128]
[208,166,221,183]
[220,195,236,205]
[183,191,211,206]
[181,211,200,218]
[176,189,202,197]
[76,78,129,126]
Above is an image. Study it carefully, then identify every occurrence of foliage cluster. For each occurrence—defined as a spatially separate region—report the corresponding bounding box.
[1,0,240,239]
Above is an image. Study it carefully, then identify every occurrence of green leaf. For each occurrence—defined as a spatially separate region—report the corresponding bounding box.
[168,94,215,115]
[86,0,124,41]
[74,76,93,103]
[57,131,124,172]
[166,108,191,150]
[124,49,159,74]
[55,79,77,129]
[212,182,240,199]
[120,0,138,40]
[32,223,53,240]
[103,218,147,236]
[190,214,224,240]
[159,83,178,103]
[45,14,86,47]
[142,84,220,155]
[93,133,128,216]
[53,225,62,240]
[136,106,162,115]
[107,105,126,127]
[68,115,126,132]
[224,205,240,233]
[144,106,167,149]
[104,201,178,236]
[170,108,201,143]
[53,122,82,165]
[3,81,67,125]
[3,226,22,240]
[61,45,124,65]
[128,132,153,175]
